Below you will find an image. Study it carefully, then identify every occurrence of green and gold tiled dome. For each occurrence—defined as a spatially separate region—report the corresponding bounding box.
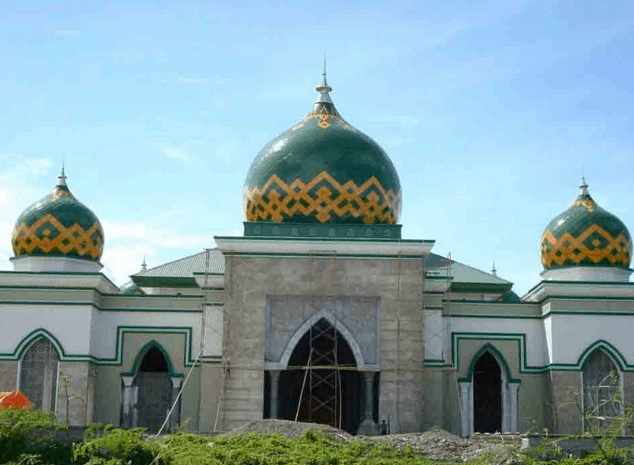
[11,169,104,262]
[243,71,402,225]
[540,179,631,270]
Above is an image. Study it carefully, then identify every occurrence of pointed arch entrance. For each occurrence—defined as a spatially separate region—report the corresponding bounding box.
[458,345,520,437]
[473,351,502,433]
[271,317,364,434]
[121,341,182,433]
[135,346,172,433]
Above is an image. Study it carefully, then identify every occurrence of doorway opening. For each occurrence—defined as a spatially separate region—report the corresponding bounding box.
[135,346,172,433]
[473,351,502,433]
[274,318,362,433]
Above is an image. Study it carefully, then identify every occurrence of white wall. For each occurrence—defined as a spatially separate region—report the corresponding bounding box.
[0,303,94,355]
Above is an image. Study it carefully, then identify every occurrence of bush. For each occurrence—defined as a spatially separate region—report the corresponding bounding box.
[0,408,65,464]
[72,426,167,465]
[164,430,438,465]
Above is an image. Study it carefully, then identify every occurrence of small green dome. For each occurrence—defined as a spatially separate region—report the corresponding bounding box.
[244,73,401,225]
[540,180,631,270]
[120,280,144,295]
[11,169,104,262]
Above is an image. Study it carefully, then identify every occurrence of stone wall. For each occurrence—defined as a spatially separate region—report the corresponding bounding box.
[221,254,425,433]
[0,361,18,391]
[549,371,582,434]
[265,294,379,367]
[56,361,92,426]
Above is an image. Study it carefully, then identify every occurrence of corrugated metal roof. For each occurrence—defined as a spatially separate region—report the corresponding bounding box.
[135,249,507,286]
[425,252,511,285]
[133,249,225,278]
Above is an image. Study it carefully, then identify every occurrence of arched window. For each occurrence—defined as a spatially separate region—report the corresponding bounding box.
[19,338,59,411]
[583,349,621,430]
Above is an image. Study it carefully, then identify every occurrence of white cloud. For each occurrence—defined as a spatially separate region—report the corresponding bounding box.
[174,77,231,85]
[103,221,210,249]
[100,220,213,285]
[0,157,53,271]
[101,244,156,286]
[52,29,80,37]
[161,145,192,162]
[0,157,51,182]
[176,77,208,84]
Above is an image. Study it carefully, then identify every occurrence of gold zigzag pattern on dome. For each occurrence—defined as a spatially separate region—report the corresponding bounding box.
[12,213,104,260]
[244,171,400,224]
[571,198,596,211]
[300,108,333,129]
[541,224,631,267]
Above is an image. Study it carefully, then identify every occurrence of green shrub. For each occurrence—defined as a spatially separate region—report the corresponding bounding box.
[0,409,64,464]
[164,430,443,465]
[72,426,167,465]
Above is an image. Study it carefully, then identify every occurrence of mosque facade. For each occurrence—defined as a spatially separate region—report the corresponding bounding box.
[0,73,633,437]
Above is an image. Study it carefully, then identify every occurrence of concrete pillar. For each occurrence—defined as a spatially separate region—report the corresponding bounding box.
[269,370,280,419]
[121,376,135,428]
[459,381,472,438]
[357,372,379,435]
[501,381,509,433]
[509,382,520,433]
[168,377,182,430]
[364,372,374,420]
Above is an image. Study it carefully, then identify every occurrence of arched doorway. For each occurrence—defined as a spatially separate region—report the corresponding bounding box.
[135,346,172,433]
[275,318,362,433]
[473,351,502,433]
[19,337,59,411]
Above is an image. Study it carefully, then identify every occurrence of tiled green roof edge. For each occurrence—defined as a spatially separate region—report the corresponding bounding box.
[449,282,513,293]
[131,276,198,288]
[244,221,403,240]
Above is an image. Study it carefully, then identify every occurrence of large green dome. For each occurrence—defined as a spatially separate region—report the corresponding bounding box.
[540,180,631,270]
[243,73,401,225]
[11,169,104,262]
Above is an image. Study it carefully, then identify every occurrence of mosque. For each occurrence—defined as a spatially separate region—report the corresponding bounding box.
[0,71,633,437]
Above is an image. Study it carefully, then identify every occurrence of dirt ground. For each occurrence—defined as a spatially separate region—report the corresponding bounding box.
[227,420,521,462]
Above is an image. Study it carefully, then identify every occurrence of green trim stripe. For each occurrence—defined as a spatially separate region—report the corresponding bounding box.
[0,326,221,368]
[458,343,520,383]
[452,332,546,375]
[448,313,542,319]
[223,252,426,260]
[423,359,446,367]
[450,332,634,374]
[121,340,183,378]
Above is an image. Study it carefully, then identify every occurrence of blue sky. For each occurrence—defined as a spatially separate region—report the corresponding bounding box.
[1,0,633,295]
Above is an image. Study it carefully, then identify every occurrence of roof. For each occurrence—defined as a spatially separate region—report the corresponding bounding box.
[131,249,225,287]
[134,248,510,293]
[425,252,512,286]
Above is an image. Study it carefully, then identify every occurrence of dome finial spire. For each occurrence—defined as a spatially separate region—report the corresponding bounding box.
[57,162,67,187]
[315,58,333,102]
[322,56,328,87]
[580,176,589,197]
